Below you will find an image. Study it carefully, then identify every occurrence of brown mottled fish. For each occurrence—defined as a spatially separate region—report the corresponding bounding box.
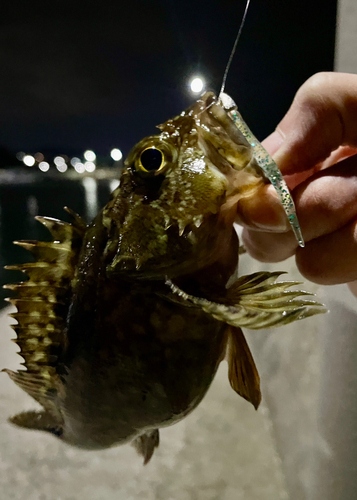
[3,92,325,464]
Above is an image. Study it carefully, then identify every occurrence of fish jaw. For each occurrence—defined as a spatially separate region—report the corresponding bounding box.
[192,92,269,217]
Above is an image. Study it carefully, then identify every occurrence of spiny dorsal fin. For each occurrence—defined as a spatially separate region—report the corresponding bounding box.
[4,210,86,413]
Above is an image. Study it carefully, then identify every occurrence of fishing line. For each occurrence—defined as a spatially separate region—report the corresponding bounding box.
[196,0,304,246]
[196,0,251,117]
[219,0,251,96]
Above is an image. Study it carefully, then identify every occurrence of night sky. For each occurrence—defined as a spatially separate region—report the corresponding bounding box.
[0,0,337,158]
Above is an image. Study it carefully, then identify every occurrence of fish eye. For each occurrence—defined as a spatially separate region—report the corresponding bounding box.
[138,147,164,173]
[126,136,178,178]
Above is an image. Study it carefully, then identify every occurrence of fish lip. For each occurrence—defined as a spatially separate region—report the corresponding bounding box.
[198,93,248,146]
[193,92,253,173]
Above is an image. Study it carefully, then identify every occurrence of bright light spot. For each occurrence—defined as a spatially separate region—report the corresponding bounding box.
[16,151,26,161]
[70,157,81,167]
[109,179,120,192]
[34,152,44,162]
[84,161,96,173]
[110,148,122,161]
[190,77,204,94]
[56,163,68,173]
[84,150,96,162]
[74,162,85,173]
[39,161,50,172]
[190,158,205,173]
[82,177,98,220]
[23,155,35,167]
[54,156,66,167]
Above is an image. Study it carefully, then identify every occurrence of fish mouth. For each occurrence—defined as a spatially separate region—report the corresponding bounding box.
[193,92,254,176]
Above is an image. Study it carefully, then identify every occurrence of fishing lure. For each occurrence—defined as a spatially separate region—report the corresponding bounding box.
[219,0,304,246]
[219,92,304,246]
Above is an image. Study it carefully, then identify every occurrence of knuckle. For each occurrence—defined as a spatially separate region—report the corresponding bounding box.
[296,249,326,284]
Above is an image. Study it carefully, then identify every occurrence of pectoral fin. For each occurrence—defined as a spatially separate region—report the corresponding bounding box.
[132,429,160,465]
[166,271,326,329]
[3,369,62,421]
[9,410,63,437]
[227,326,261,409]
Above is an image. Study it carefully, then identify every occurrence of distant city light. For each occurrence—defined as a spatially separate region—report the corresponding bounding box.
[84,150,96,162]
[23,155,35,167]
[16,151,26,161]
[190,77,204,94]
[34,152,44,162]
[74,162,85,173]
[84,161,96,173]
[70,157,81,166]
[39,161,50,172]
[54,156,66,167]
[56,163,68,173]
[110,148,123,161]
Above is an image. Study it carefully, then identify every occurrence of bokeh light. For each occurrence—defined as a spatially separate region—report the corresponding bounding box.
[54,156,66,167]
[16,151,25,161]
[110,148,123,161]
[34,152,44,162]
[109,179,120,192]
[56,163,68,173]
[38,161,50,172]
[84,150,96,162]
[74,162,85,173]
[190,77,204,94]
[23,155,35,167]
[70,157,81,167]
[84,161,96,173]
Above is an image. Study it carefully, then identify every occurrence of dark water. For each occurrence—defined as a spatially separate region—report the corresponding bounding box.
[0,170,119,309]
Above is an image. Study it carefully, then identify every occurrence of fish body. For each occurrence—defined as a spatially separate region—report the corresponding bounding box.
[3,92,324,463]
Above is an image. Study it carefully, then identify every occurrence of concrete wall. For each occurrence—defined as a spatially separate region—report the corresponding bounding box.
[335,0,357,72]
[246,1,357,498]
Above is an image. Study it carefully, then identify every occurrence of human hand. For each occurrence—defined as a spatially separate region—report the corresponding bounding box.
[237,72,357,290]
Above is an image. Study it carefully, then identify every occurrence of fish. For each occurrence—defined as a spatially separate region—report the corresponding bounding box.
[3,91,325,464]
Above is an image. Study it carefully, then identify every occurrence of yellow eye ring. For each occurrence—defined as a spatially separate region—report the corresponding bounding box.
[126,136,178,178]
[137,146,165,174]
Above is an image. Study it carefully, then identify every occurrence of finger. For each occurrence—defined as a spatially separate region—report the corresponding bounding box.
[261,140,357,193]
[271,72,357,175]
[261,133,315,191]
[242,153,357,262]
[280,146,357,191]
[236,184,290,232]
[347,281,357,297]
[321,145,357,169]
[242,227,295,263]
[261,131,284,156]
[296,220,357,285]
[237,151,357,234]
[238,73,357,234]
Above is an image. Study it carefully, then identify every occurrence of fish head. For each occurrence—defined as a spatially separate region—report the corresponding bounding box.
[102,92,267,279]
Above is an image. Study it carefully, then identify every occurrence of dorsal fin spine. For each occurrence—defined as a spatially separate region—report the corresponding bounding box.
[4,210,85,412]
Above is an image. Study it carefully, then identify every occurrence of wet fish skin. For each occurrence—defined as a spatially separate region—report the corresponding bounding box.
[3,93,325,464]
